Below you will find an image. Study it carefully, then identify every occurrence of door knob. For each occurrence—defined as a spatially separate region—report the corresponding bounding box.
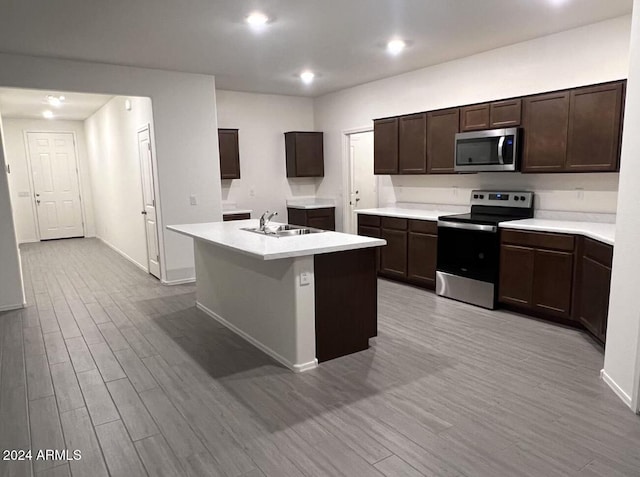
[141,211,147,215]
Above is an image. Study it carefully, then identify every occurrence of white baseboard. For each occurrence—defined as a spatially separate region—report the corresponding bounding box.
[162,277,196,286]
[0,303,25,312]
[97,237,148,273]
[196,301,318,373]
[601,369,633,409]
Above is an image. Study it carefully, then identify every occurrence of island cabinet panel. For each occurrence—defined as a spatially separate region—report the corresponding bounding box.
[374,118,399,174]
[407,219,438,289]
[398,113,427,173]
[460,104,490,132]
[499,230,576,321]
[314,248,378,362]
[566,82,624,172]
[427,108,460,174]
[522,91,570,172]
[287,207,335,231]
[575,238,613,343]
[490,99,522,128]
[218,129,240,179]
[285,132,324,177]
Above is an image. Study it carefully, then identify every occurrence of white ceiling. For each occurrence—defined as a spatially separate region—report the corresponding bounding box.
[0,88,113,121]
[0,0,632,97]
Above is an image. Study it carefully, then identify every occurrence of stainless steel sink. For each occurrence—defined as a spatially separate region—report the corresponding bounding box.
[241,224,325,237]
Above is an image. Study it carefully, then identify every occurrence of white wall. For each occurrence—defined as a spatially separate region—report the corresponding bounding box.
[215,90,316,221]
[604,1,640,411]
[84,96,153,270]
[314,16,631,230]
[0,112,25,311]
[0,53,222,284]
[2,118,96,243]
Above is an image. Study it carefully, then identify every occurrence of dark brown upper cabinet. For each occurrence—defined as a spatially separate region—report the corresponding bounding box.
[398,113,427,174]
[427,108,460,174]
[218,129,240,179]
[460,104,490,131]
[522,91,570,172]
[374,118,399,174]
[566,82,624,172]
[490,99,522,128]
[285,132,324,177]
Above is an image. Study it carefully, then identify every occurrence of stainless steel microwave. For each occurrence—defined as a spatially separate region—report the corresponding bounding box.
[454,127,520,173]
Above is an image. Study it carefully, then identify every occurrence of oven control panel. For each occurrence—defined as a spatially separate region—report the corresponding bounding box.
[470,190,534,209]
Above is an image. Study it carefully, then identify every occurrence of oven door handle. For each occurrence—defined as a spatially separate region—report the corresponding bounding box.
[437,221,497,233]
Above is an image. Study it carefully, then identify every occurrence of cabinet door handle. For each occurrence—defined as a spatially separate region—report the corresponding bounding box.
[141,211,148,215]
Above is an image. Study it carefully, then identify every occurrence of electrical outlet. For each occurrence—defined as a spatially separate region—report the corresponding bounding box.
[249,187,256,198]
[299,272,311,286]
[190,194,198,205]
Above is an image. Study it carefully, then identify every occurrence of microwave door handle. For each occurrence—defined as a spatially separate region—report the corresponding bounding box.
[497,136,505,164]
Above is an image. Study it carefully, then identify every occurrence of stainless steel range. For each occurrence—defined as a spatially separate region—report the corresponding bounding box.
[436,190,534,309]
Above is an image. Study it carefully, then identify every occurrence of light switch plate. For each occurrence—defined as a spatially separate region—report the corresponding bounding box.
[299,272,311,286]
[190,194,198,205]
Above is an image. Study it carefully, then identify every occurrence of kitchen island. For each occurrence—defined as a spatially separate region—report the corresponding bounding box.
[168,220,385,372]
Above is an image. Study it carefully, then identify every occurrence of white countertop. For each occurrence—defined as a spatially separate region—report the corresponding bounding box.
[499,219,615,246]
[286,198,335,210]
[356,207,461,221]
[222,209,252,216]
[167,220,386,260]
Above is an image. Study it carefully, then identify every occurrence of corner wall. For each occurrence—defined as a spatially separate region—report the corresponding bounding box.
[0,53,222,284]
[313,16,631,230]
[2,118,95,243]
[0,112,25,311]
[84,96,153,271]
[604,0,640,411]
[215,90,316,221]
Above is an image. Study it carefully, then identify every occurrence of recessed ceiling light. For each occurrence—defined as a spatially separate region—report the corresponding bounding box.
[246,11,269,28]
[42,110,54,119]
[46,95,65,107]
[300,71,315,85]
[387,39,406,55]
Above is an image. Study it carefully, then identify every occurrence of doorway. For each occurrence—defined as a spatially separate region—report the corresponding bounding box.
[26,131,84,240]
[137,125,161,279]
[344,130,377,234]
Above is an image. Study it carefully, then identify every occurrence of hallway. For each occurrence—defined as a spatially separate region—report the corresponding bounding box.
[1,238,639,477]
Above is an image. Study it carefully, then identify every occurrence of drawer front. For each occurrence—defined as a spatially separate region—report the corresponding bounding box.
[307,207,334,218]
[381,217,408,231]
[409,219,437,235]
[583,237,613,267]
[223,213,250,221]
[501,229,574,252]
[358,214,381,227]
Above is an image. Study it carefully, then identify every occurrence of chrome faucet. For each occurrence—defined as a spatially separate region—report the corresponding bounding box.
[259,211,278,232]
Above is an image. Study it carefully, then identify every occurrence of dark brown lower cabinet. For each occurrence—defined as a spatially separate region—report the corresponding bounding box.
[532,249,574,318]
[407,220,437,289]
[357,215,437,288]
[575,238,613,343]
[498,230,575,321]
[498,245,534,306]
[287,207,335,231]
[314,248,378,362]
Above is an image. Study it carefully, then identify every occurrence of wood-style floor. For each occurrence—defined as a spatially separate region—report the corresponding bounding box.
[1,238,639,477]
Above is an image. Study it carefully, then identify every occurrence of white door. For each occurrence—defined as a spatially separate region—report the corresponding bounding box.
[27,132,84,240]
[138,127,161,279]
[347,131,377,234]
